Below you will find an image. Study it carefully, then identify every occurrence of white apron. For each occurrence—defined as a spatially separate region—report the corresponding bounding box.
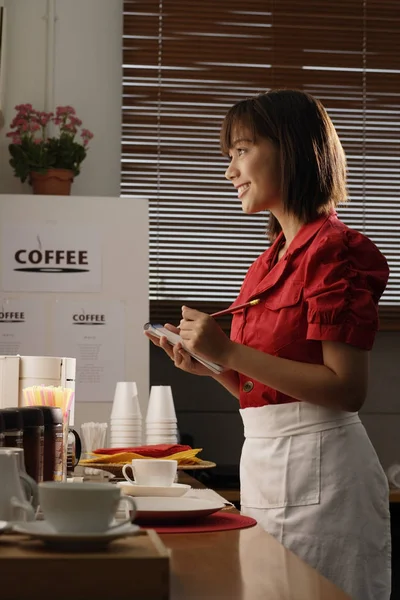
[239,402,391,600]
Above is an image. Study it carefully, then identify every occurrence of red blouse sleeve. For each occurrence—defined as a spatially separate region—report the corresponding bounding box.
[304,229,389,350]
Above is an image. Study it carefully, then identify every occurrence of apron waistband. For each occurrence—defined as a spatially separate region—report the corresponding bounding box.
[239,402,361,438]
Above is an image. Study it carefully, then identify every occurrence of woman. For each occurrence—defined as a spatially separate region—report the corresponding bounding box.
[145,89,391,599]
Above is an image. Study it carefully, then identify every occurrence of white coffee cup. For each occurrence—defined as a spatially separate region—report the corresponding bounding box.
[14,482,136,534]
[122,459,177,487]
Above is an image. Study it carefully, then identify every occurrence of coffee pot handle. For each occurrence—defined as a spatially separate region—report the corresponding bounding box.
[19,471,39,509]
[70,429,82,466]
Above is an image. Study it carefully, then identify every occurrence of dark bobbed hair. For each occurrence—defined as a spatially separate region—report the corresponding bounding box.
[220,89,347,240]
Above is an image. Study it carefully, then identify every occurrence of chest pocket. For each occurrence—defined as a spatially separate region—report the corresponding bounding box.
[258,281,305,353]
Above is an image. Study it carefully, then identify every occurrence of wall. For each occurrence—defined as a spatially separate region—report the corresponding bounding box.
[0,0,123,197]
[0,0,129,435]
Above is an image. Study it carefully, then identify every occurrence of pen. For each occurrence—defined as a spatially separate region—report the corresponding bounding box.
[211,299,260,318]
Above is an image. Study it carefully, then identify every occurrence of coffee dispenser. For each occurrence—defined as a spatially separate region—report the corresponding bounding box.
[0,356,76,425]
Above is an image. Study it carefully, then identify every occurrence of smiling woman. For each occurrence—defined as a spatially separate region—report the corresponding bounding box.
[220,91,347,239]
[224,134,281,215]
[146,89,391,600]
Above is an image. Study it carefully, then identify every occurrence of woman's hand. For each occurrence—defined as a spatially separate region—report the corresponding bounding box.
[179,306,233,365]
[144,323,215,376]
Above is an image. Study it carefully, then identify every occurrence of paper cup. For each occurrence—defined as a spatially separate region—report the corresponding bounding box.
[146,424,177,432]
[146,386,177,423]
[146,435,178,444]
[111,423,143,432]
[111,435,141,441]
[111,382,141,419]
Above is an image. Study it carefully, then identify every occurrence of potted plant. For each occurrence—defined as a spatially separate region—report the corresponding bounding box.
[6,104,94,195]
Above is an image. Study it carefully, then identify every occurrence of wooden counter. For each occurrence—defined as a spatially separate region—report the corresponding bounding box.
[163,473,351,600]
[390,488,400,503]
[0,472,352,600]
[163,521,351,599]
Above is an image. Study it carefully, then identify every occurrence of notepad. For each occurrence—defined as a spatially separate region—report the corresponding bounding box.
[144,323,224,374]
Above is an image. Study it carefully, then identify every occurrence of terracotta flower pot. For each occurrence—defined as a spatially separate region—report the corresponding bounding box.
[30,168,74,196]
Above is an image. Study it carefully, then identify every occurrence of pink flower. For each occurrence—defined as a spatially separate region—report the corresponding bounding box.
[56,105,76,117]
[69,116,82,127]
[7,102,93,184]
[15,103,33,112]
[9,118,30,132]
[36,111,53,127]
[62,123,77,134]
[81,128,94,140]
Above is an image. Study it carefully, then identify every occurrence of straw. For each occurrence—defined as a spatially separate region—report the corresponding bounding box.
[21,385,75,419]
[81,422,108,476]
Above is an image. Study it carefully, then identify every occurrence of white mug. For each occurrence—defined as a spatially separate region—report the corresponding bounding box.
[0,449,37,522]
[4,448,38,509]
[122,459,177,487]
[14,482,136,534]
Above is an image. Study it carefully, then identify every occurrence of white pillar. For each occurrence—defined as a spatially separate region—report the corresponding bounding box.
[0,0,48,194]
[0,0,123,197]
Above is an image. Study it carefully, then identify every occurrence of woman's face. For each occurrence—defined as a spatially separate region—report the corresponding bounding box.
[225,126,281,214]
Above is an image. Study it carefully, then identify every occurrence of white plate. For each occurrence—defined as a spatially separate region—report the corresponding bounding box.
[0,520,11,534]
[12,520,140,549]
[133,496,225,522]
[117,481,190,498]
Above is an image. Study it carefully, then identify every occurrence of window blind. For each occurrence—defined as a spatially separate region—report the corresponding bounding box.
[122,0,400,330]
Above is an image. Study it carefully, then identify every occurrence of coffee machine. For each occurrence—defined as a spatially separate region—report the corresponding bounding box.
[0,355,76,425]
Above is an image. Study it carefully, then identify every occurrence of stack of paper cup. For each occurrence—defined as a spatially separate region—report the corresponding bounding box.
[145,385,178,445]
[110,382,142,448]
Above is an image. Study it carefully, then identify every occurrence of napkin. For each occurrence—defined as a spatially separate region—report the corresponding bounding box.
[93,444,191,457]
[80,444,203,466]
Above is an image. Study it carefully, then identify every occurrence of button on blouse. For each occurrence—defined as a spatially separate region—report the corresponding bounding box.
[243,381,254,393]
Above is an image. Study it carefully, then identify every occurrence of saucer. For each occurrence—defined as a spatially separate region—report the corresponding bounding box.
[12,520,140,550]
[117,481,190,498]
[133,496,225,523]
[0,520,12,535]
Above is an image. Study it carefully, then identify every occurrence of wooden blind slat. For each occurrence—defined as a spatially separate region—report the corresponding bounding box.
[122,0,400,329]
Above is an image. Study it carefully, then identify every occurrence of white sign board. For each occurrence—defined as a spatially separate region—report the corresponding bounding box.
[51,299,125,403]
[0,296,47,356]
[1,224,102,292]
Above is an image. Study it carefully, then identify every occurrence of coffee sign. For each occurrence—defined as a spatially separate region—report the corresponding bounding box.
[1,225,102,292]
[73,312,106,325]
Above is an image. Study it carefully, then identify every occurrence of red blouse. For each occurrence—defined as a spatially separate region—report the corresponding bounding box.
[229,212,389,409]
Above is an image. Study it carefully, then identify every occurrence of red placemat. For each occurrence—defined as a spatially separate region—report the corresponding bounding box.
[142,512,257,534]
